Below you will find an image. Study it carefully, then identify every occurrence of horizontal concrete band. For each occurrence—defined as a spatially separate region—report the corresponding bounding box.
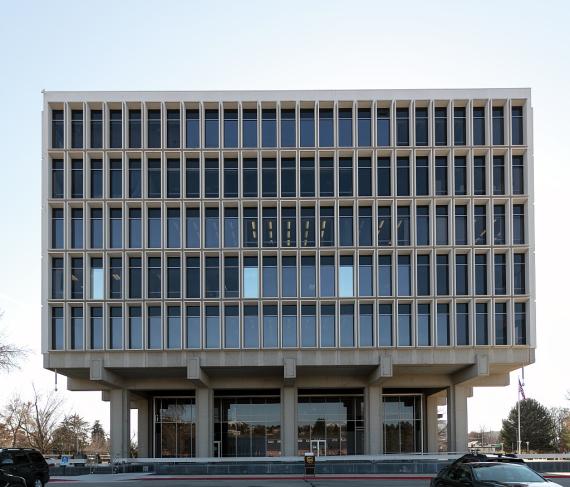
[49,459,570,477]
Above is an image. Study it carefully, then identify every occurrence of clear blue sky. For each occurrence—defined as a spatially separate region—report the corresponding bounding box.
[0,0,569,435]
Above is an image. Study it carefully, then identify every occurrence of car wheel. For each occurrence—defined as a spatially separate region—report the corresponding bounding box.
[33,478,44,487]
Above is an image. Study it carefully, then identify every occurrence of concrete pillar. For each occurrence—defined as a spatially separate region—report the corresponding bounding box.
[196,387,212,457]
[137,399,149,458]
[110,389,130,459]
[447,385,470,453]
[426,394,440,453]
[282,386,297,457]
[366,384,383,455]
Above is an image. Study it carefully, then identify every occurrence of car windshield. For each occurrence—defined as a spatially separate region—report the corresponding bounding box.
[473,463,545,482]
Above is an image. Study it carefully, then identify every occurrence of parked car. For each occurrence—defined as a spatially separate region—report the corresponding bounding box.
[0,470,27,487]
[0,449,49,487]
[431,453,562,486]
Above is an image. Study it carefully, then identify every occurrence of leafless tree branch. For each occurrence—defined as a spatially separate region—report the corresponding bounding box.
[0,310,29,372]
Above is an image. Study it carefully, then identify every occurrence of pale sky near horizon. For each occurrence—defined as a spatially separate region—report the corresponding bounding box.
[0,0,569,440]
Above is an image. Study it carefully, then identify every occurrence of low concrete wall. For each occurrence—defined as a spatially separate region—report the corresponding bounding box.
[50,459,570,476]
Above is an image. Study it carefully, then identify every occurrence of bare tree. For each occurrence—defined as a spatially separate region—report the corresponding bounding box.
[21,386,64,452]
[0,395,30,447]
[0,310,28,372]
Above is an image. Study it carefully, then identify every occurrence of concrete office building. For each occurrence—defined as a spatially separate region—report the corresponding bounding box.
[42,89,534,459]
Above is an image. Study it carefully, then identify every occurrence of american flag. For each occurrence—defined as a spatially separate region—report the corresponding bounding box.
[518,377,526,401]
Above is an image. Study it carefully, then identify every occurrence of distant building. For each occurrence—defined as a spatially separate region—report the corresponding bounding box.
[42,89,535,458]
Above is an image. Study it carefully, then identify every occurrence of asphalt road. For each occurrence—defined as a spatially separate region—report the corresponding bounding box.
[47,476,570,487]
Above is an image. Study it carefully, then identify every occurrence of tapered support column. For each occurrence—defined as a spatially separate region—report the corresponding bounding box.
[447,385,470,453]
[366,384,383,454]
[282,386,297,456]
[426,394,440,453]
[137,399,149,458]
[110,389,130,459]
[196,387,212,457]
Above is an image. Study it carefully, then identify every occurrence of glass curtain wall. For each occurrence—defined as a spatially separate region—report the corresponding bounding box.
[383,394,423,453]
[297,391,364,456]
[213,392,281,457]
[154,397,196,458]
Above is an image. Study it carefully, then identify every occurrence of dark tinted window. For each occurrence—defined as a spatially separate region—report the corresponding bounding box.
[243,109,257,148]
[453,107,466,145]
[435,107,447,146]
[319,108,334,147]
[492,106,504,145]
[512,106,524,145]
[357,108,371,146]
[71,109,83,148]
[224,158,238,198]
[319,157,334,197]
[338,108,353,147]
[281,158,296,197]
[185,158,200,198]
[186,109,200,148]
[473,107,485,145]
[300,108,315,147]
[224,109,238,148]
[377,107,390,146]
[51,109,64,148]
[358,157,372,196]
[147,109,161,148]
[205,109,219,148]
[129,109,141,148]
[396,107,409,146]
[281,109,296,147]
[167,109,180,148]
[262,108,277,147]
[300,158,315,197]
[109,109,122,148]
[90,109,103,148]
[377,157,391,196]
[415,107,428,146]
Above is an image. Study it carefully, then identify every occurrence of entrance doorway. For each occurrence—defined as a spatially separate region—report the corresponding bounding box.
[310,439,326,456]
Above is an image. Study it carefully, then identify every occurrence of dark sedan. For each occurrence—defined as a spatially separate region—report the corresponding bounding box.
[431,461,562,486]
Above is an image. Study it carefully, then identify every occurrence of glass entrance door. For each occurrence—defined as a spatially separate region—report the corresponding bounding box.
[310,439,326,456]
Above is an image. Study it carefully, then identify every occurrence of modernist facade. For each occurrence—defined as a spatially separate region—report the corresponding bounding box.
[42,89,535,459]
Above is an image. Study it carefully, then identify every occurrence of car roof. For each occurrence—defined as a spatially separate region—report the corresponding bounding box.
[449,453,526,469]
[0,448,41,455]
[469,462,528,467]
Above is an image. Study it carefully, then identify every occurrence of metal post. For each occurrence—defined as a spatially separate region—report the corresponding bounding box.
[517,395,521,454]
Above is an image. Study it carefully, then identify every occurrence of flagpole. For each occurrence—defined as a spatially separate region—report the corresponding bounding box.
[517,391,521,454]
[517,366,525,455]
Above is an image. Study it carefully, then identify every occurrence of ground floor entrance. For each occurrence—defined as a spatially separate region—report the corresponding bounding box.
[148,388,435,458]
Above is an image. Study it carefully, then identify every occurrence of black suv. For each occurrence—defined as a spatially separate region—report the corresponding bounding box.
[0,449,49,487]
[431,453,561,486]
